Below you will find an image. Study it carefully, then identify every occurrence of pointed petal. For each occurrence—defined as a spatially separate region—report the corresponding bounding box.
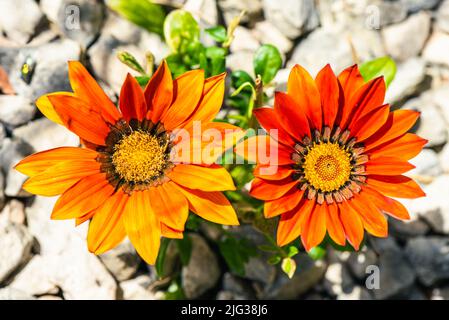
[274,92,311,140]
[168,164,236,191]
[87,191,127,254]
[174,185,239,226]
[254,165,294,181]
[23,160,100,196]
[162,70,204,130]
[316,64,340,128]
[35,92,74,125]
[15,147,97,177]
[367,175,425,199]
[148,182,188,231]
[350,195,388,238]
[277,199,314,247]
[161,223,184,239]
[325,203,346,246]
[287,64,322,130]
[350,104,390,142]
[368,133,427,161]
[250,177,299,201]
[49,95,110,146]
[365,157,415,175]
[144,60,173,123]
[123,190,161,265]
[68,61,121,124]
[301,204,327,251]
[364,110,420,151]
[264,188,304,218]
[120,73,148,122]
[363,185,410,220]
[253,107,296,146]
[337,64,365,123]
[51,173,114,220]
[339,200,364,250]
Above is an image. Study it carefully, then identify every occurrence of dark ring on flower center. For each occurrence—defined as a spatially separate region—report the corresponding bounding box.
[96,118,174,194]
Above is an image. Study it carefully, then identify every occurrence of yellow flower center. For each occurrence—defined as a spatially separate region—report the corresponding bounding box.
[112,131,169,183]
[303,142,352,192]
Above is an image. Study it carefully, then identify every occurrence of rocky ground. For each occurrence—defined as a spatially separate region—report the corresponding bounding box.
[1,0,449,300]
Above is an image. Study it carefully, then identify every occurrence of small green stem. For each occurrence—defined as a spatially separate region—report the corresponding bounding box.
[247,76,264,130]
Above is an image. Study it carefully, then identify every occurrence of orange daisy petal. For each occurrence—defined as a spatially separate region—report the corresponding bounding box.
[168,164,236,191]
[15,147,97,177]
[254,165,294,181]
[174,185,239,226]
[51,173,114,220]
[87,190,127,254]
[368,133,427,161]
[350,194,388,238]
[287,64,322,129]
[119,73,148,122]
[349,104,390,142]
[364,110,420,152]
[365,157,415,175]
[274,91,311,140]
[339,200,364,250]
[250,177,299,201]
[22,160,100,196]
[162,69,205,130]
[367,175,425,199]
[301,203,327,251]
[68,61,121,124]
[264,188,304,218]
[35,92,74,125]
[316,64,340,128]
[144,60,173,123]
[325,203,346,246]
[161,223,184,239]
[122,190,161,265]
[363,185,410,220]
[277,199,314,247]
[253,107,296,146]
[337,64,365,123]
[149,181,188,231]
[49,95,109,146]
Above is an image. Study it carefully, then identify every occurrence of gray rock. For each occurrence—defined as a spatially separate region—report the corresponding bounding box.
[346,248,378,280]
[423,31,449,68]
[400,0,442,13]
[0,0,44,44]
[0,287,35,300]
[262,0,319,40]
[371,240,416,299]
[288,26,385,76]
[436,0,449,33]
[226,51,254,76]
[409,149,443,177]
[431,286,449,300]
[0,95,35,128]
[0,222,34,284]
[405,237,449,286]
[185,0,219,46]
[0,173,5,211]
[40,0,64,23]
[56,0,104,47]
[253,21,293,54]
[432,85,449,125]
[439,143,449,173]
[25,196,117,299]
[120,275,162,300]
[382,12,431,62]
[89,34,146,94]
[230,26,260,53]
[222,273,255,299]
[1,199,26,225]
[0,138,34,197]
[100,240,140,282]
[218,0,263,26]
[389,218,430,240]
[13,118,80,152]
[385,58,426,104]
[242,256,277,285]
[181,234,220,299]
[0,39,81,101]
[323,262,356,297]
[262,253,327,299]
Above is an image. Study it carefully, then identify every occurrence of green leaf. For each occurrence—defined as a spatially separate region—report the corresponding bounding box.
[231,70,254,90]
[205,26,227,43]
[165,280,185,300]
[165,53,189,77]
[205,46,227,76]
[286,245,299,258]
[117,51,146,74]
[359,56,397,87]
[155,238,171,277]
[268,255,282,265]
[281,257,296,279]
[253,44,283,84]
[106,0,165,36]
[164,9,200,53]
[308,246,327,260]
[135,75,151,87]
[176,235,192,266]
[219,237,257,277]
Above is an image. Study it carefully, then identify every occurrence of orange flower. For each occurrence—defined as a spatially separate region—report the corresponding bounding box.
[15,61,240,264]
[238,64,426,251]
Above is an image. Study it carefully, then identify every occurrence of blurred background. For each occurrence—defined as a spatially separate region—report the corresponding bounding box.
[1,0,449,300]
